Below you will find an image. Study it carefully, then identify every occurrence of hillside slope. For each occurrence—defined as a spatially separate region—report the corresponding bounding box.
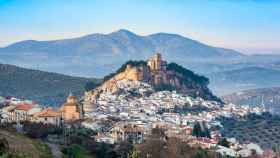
[0,129,52,158]
[0,63,97,106]
[209,67,280,95]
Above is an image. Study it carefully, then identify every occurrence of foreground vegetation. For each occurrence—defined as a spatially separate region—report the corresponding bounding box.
[0,129,52,158]
[134,128,218,158]
[0,122,225,158]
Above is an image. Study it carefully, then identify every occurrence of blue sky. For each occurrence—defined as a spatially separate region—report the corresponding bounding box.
[0,0,279,54]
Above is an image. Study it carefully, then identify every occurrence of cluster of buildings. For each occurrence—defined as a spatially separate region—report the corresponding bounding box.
[80,78,266,157]
[0,53,269,157]
[0,94,82,126]
[0,81,268,157]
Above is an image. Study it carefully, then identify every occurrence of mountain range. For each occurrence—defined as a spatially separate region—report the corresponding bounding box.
[1,29,280,96]
[0,29,244,78]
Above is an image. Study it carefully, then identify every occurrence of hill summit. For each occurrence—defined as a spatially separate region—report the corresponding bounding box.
[83,53,221,113]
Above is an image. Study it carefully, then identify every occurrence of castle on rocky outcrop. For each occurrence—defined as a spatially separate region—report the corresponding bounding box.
[83,53,168,114]
[113,53,169,85]
[83,53,219,115]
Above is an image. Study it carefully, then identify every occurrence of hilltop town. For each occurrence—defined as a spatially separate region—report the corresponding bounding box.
[84,53,219,114]
[1,53,275,158]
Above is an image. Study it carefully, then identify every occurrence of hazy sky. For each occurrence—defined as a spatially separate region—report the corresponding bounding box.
[0,0,279,54]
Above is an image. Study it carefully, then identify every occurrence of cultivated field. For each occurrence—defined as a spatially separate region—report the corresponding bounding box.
[221,113,280,149]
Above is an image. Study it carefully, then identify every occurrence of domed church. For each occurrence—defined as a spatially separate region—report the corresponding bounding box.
[60,93,82,122]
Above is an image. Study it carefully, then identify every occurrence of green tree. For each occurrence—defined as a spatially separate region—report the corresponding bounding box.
[218,138,230,148]
[0,138,9,156]
[129,149,140,158]
[194,148,208,158]
[192,122,203,137]
[84,81,99,91]
[192,122,211,138]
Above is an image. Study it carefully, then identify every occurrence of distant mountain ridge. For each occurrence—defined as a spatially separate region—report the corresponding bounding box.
[0,63,97,106]
[2,29,243,58]
[209,66,280,95]
[0,29,244,77]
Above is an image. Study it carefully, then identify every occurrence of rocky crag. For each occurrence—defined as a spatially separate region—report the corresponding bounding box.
[83,53,221,114]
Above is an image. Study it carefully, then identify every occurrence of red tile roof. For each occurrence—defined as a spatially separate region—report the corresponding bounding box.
[35,108,61,117]
[15,103,34,111]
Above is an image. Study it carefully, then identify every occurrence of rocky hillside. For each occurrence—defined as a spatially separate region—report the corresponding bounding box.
[0,63,99,106]
[84,54,221,113]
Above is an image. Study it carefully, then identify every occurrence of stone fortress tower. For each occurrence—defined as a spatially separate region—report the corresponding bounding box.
[147,53,168,85]
[147,53,167,72]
